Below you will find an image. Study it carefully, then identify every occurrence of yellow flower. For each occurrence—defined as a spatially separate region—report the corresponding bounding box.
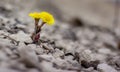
[39,12,55,25]
[29,12,41,19]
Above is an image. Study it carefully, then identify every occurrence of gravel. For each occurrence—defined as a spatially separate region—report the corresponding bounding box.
[0,5,120,72]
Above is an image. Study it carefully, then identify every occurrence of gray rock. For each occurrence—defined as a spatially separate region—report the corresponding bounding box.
[16,24,26,29]
[4,60,26,71]
[53,49,64,58]
[18,45,39,67]
[27,68,39,72]
[10,31,31,42]
[35,47,44,55]
[0,50,9,61]
[98,48,112,55]
[97,63,117,72]
[79,49,93,62]
[0,67,20,72]
[91,53,106,61]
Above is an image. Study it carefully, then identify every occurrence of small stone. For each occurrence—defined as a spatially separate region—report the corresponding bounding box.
[42,43,54,50]
[97,63,117,72]
[81,60,100,70]
[28,44,36,50]
[80,49,92,62]
[64,55,74,61]
[98,48,111,54]
[2,48,13,56]
[27,68,39,72]
[0,38,12,47]
[6,60,26,71]
[38,54,54,61]
[0,67,20,72]
[35,47,44,55]
[81,60,91,68]
[82,67,94,72]
[0,50,9,61]
[53,49,64,58]
[16,24,26,29]
[10,31,31,42]
[0,30,9,35]
[18,45,39,67]
[91,53,106,61]
[90,60,100,70]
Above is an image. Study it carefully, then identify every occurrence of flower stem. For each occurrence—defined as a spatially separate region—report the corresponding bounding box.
[39,22,46,29]
[35,18,39,27]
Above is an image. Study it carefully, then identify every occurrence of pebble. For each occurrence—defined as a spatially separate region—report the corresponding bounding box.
[92,53,106,61]
[97,63,117,72]
[80,49,93,62]
[0,50,9,61]
[0,67,20,72]
[53,49,64,58]
[98,48,112,54]
[27,68,39,72]
[28,44,36,50]
[35,47,44,55]
[16,24,26,29]
[18,45,39,67]
[10,31,31,42]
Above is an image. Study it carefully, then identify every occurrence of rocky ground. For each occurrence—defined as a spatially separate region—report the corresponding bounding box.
[0,3,120,72]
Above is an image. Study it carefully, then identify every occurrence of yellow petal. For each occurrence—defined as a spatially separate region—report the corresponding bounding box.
[29,12,41,19]
[39,12,55,25]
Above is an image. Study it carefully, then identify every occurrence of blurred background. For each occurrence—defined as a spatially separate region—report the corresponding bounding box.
[0,0,120,29]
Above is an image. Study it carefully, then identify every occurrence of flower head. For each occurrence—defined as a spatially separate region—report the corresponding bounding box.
[39,12,55,25]
[29,12,41,19]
